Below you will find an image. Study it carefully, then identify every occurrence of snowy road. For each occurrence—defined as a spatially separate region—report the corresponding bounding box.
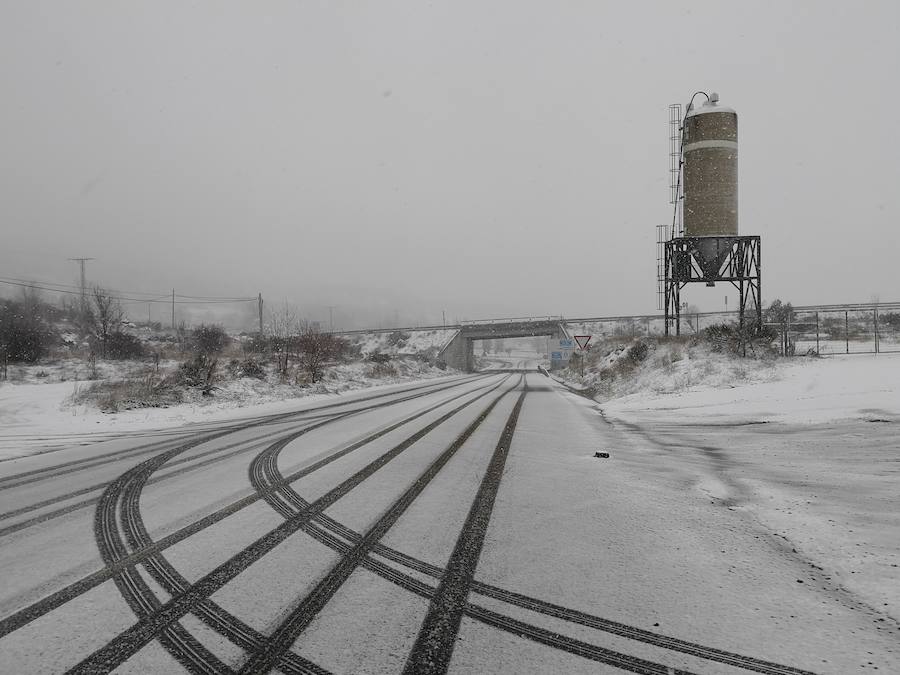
[0,370,896,674]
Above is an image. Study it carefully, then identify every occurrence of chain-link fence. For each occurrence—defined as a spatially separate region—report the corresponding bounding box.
[771,308,900,356]
[563,303,900,357]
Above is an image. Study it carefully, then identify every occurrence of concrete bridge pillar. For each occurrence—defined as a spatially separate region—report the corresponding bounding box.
[437,330,473,371]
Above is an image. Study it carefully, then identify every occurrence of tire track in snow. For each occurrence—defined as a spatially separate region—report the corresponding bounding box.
[0,374,482,490]
[64,376,512,673]
[117,445,329,675]
[5,368,815,675]
[106,376,510,674]
[402,377,528,675]
[0,375,486,536]
[95,448,232,675]
[237,375,523,674]
[0,374,495,640]
[250,375,815,675]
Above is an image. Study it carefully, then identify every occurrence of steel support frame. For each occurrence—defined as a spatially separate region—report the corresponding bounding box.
[664,236,761,336]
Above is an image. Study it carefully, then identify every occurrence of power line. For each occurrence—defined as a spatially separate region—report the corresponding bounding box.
[0,279,256,304]
[0,275,233,299]
[0,274,256,302]
[173,293,258,301]
[0,274,255,301]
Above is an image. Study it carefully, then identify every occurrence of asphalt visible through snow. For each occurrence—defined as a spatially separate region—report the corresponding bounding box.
[0,366,896,674]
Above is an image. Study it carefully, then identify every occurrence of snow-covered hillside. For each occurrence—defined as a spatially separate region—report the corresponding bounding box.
[349,328,457,356]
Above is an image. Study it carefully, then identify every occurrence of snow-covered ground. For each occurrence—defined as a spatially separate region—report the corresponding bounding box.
[602,352,899,425]
[350,328,457,356]
[594,353,900,636]
[1,353,898,672]
[0,358,457,461]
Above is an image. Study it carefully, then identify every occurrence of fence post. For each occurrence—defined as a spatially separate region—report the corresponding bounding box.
[787,312,792,356]
[845,311,849,354]
[874,308,879,354]
[815,312,820,355]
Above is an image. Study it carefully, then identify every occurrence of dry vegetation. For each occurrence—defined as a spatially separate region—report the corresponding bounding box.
[564,328,781,401]
[1,289,451,413]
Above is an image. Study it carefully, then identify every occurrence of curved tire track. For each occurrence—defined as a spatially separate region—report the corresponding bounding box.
[63,376,510,672]
[0,374,495,640]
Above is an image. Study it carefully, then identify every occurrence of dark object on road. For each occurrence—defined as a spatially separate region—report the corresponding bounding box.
[594,451,610,458]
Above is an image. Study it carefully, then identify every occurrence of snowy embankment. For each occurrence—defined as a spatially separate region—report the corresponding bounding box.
[0,358,456,461]
[573,347,900,627]
[604,350,899,425]
[349,328,457,357]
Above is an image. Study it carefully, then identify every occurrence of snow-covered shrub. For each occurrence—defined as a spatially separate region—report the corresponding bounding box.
[701,323,777,356]
[192,324,229,355]
[177,354,218,393]
[366,362,398,378]
[105,331,146,360]
[296,331,349,383]
[227,357,265,379]
[627,340,649,363]
[386,330,409,347]
[0,293,56,363]
[70,374,183,412]
[242,334,271,355]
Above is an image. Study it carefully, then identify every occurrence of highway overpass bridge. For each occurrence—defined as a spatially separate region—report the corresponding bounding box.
[437,318,571,371]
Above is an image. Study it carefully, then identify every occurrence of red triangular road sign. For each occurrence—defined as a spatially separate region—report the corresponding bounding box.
[574,335,592,350]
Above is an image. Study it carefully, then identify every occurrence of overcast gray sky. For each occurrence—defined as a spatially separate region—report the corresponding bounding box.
[2,1,898,328]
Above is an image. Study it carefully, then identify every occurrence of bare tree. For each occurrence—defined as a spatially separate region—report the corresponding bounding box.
[176,320,189,353]
[90,286,124,358]
[297,327,346,383]
[268,302,299,378]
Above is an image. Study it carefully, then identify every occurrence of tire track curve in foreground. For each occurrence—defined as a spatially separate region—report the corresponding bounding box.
[0,374,495,639]
[237,375,524,674]
[104,376,512,674]
[0,373,483,490]
[63,376,511,673]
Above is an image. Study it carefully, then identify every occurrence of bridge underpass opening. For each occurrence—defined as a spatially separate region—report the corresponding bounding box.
[474,336,549,371]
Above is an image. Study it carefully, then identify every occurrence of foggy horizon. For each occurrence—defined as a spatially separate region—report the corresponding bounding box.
[3,1,899,330]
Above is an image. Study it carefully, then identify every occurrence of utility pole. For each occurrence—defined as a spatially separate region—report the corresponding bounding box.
[327,305,336,333]
[258,293,264,335]
[171,289,175,329]
[68,257,94,320]
[442,310,446,327]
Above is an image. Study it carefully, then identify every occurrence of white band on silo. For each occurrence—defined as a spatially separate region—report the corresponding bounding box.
[683,140,739,153]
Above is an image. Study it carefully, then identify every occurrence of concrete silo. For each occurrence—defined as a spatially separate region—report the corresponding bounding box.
[659,92,761,338]
[683,95,738,235]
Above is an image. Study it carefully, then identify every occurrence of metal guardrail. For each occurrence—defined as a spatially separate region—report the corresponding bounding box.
[459,315,564,326]
[332,317,565,336]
